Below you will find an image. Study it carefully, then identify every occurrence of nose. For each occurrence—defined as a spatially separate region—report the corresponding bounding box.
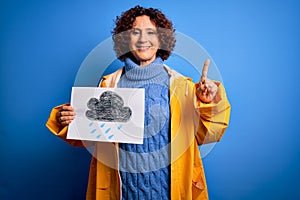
[139,31,147,42]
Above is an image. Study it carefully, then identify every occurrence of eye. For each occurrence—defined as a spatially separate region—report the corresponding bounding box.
[147,31,157,35]
[131,30,140,35]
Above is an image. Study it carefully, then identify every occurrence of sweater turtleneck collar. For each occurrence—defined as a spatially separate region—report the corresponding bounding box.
[123,57,165,81]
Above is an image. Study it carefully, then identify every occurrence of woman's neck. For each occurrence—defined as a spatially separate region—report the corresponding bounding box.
[130,55,157,67]
[139,57,156,66]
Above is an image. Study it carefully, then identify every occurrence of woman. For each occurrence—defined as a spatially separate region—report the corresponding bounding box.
[46,5,231,200]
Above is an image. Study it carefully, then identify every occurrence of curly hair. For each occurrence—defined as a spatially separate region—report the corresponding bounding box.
[112,5,176,61]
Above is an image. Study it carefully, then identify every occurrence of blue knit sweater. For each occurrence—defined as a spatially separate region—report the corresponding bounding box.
[118,57,170,200]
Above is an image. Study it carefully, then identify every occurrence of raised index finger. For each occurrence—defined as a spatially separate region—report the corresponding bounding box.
[201,59,210,83]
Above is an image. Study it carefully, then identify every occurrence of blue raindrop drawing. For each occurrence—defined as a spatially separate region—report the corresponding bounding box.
[108,135,114,139]
[87,122,117,140]
[105,128,111,134]
[96,134,101,139]
[90,129,96,134]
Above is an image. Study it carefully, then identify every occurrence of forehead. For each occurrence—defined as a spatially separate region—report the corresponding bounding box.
[132,15,156,29]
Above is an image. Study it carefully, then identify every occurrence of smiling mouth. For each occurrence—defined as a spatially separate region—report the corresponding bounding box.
[136,46,151,51]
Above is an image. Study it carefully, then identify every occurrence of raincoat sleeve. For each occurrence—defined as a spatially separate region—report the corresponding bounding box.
[194,81,231,145]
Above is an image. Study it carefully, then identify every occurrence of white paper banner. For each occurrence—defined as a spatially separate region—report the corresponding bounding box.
[67,87,145,144]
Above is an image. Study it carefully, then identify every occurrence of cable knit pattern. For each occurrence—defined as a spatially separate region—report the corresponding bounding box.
[118,57,170,200]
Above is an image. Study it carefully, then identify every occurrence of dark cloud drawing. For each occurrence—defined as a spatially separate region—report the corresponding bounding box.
[85,91,132,122]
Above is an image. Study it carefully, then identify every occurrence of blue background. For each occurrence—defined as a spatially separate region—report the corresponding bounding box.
[1,0,300,199]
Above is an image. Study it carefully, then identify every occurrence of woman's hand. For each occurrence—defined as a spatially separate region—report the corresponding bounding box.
[196,59,218,103]
[56,105,76,126]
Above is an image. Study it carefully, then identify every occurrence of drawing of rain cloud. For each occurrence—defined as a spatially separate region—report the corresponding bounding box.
[85,91,132,122]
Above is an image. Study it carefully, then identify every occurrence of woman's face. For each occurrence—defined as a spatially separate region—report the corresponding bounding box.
[129,15,160,66]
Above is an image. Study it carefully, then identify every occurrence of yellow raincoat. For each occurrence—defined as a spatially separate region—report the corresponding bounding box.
[46,66,231,200]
